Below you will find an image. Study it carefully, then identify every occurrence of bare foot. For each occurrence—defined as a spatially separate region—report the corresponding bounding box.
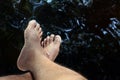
[17,20,61,72]
[41,34,61,61]
[17,20,44,71]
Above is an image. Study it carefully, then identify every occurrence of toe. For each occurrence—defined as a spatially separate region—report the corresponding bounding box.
[28,20,37,29]
[38,27,42,33]
[35,23,40,31]
[41,41,44,47]
[54,35,61,44]
[39,31,43,36]
[50,34,55,43]
[39,31,43,41]
[44,39,47,47]
[46,36,50,45]
[37,27,42,35]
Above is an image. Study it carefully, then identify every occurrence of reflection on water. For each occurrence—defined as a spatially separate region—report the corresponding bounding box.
[0,0,120,80]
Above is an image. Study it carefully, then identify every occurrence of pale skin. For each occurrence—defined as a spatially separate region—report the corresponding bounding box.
[0,20,87,80]
[0,34,60,80]
[0,21,60,80]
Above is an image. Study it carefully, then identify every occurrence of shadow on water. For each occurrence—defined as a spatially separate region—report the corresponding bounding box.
[0,0,120,80]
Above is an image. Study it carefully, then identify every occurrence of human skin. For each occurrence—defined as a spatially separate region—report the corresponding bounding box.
[0,22,61,80]
[0,20,87,80]
[17,20,87,80]
[0,72,32,80]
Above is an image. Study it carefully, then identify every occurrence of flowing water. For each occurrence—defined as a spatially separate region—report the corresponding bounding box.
[0,0,120,80]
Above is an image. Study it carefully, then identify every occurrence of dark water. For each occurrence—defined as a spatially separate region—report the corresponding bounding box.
[0,0,120,80]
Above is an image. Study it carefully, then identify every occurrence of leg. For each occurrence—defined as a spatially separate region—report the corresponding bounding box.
[0,34,60,80]
[17,20,87,80]
[0,21,61,80]
[0,73,32,80]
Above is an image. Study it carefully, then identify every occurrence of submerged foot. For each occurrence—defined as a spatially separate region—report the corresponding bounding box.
[17,20,44,71]
[41,34,61,61]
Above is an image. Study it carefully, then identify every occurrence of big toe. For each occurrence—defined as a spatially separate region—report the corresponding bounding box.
[24,20,37,34]
[27,20,37,29]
